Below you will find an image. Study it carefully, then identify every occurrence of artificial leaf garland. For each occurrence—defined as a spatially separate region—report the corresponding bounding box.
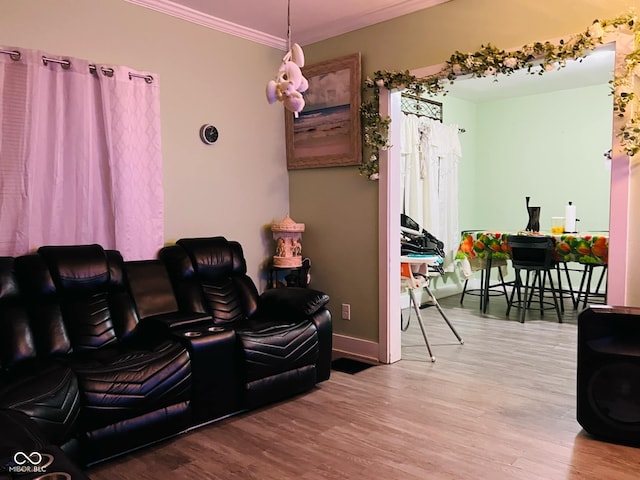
[359,13,640,180]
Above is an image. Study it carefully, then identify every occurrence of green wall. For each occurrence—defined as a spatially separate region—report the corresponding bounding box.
[297,0,633,343]
[475,84,612,232]
[443,83,613,233]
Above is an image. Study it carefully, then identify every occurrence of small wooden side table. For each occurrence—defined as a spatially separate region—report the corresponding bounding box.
[268,258,311,289]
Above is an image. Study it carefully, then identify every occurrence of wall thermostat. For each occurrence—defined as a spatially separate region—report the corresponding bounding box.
[199,124,219,144]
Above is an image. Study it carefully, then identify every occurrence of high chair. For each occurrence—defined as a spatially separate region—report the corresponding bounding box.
[401,255,464,362]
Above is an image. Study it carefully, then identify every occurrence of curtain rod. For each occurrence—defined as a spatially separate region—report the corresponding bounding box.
[401,91,442,107]
[1,49,154,84]
[401,91,466,133]
[0,48,21,61]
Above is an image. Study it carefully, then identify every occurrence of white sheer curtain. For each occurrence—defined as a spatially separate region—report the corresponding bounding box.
[0,47,163,260]
[401,114,461,271]
[401,114,424,222]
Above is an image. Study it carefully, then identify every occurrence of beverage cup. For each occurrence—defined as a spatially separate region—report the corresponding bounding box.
[551,216,564,234]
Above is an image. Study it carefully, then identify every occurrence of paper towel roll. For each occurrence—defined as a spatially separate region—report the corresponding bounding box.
[565,202,577,233]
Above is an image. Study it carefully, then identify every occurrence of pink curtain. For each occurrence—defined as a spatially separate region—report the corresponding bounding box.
[0,47,163,260]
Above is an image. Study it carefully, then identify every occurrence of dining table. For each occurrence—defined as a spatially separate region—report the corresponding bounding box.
[455,231,609,265]
[455,230,609,311]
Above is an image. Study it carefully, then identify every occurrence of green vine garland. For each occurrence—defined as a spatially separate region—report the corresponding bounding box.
[359,13,640,180]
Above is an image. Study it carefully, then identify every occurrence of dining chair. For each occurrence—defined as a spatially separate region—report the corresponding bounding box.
[505,235,563,323]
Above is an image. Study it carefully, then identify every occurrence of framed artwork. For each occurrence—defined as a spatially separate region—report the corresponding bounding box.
[285,52,362,169]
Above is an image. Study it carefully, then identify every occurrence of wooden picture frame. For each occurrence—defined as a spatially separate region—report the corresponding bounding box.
[286,52,362,169]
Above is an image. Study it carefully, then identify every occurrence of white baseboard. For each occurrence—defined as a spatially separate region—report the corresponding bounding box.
[332,333,380,364]
[334,279,480,363]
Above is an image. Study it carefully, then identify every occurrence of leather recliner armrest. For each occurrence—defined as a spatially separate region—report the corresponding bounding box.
[137,311,214,343]
[259,287,330,319]
[141,311,213,330]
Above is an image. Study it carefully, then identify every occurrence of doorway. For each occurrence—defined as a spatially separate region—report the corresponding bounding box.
[378,38,634,364]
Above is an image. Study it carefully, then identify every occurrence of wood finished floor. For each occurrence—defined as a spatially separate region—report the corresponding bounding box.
[89,293,640,479]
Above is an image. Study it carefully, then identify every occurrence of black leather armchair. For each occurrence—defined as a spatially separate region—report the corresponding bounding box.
[18,246,194,466]
[160,236,332,409]
[0,256,82,457]
[0,409,90,480]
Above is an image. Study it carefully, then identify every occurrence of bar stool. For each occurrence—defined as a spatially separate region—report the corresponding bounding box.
[556,261,579,313]
[575,263,607,309]
[460,253,509,313]
[458,230,509,313]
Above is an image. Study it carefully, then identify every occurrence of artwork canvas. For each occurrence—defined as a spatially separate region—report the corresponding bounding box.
[286,53,362,169]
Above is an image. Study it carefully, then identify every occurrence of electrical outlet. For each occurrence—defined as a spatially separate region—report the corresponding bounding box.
[341,303,351,320]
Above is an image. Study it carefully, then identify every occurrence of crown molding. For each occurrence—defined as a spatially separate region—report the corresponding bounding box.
[124,0,287,50]
[297,0,451,45]
[125,0,451,49]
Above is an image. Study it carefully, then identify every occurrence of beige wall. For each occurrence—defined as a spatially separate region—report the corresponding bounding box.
[1,0,289,287]
[296,0,638,343]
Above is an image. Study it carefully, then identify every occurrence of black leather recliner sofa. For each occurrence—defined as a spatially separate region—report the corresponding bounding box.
[0,238,331,479]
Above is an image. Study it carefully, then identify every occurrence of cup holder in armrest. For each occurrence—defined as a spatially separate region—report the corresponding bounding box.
[33,473,72,480]
[182,331,203,338]
[181,326,225,338]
